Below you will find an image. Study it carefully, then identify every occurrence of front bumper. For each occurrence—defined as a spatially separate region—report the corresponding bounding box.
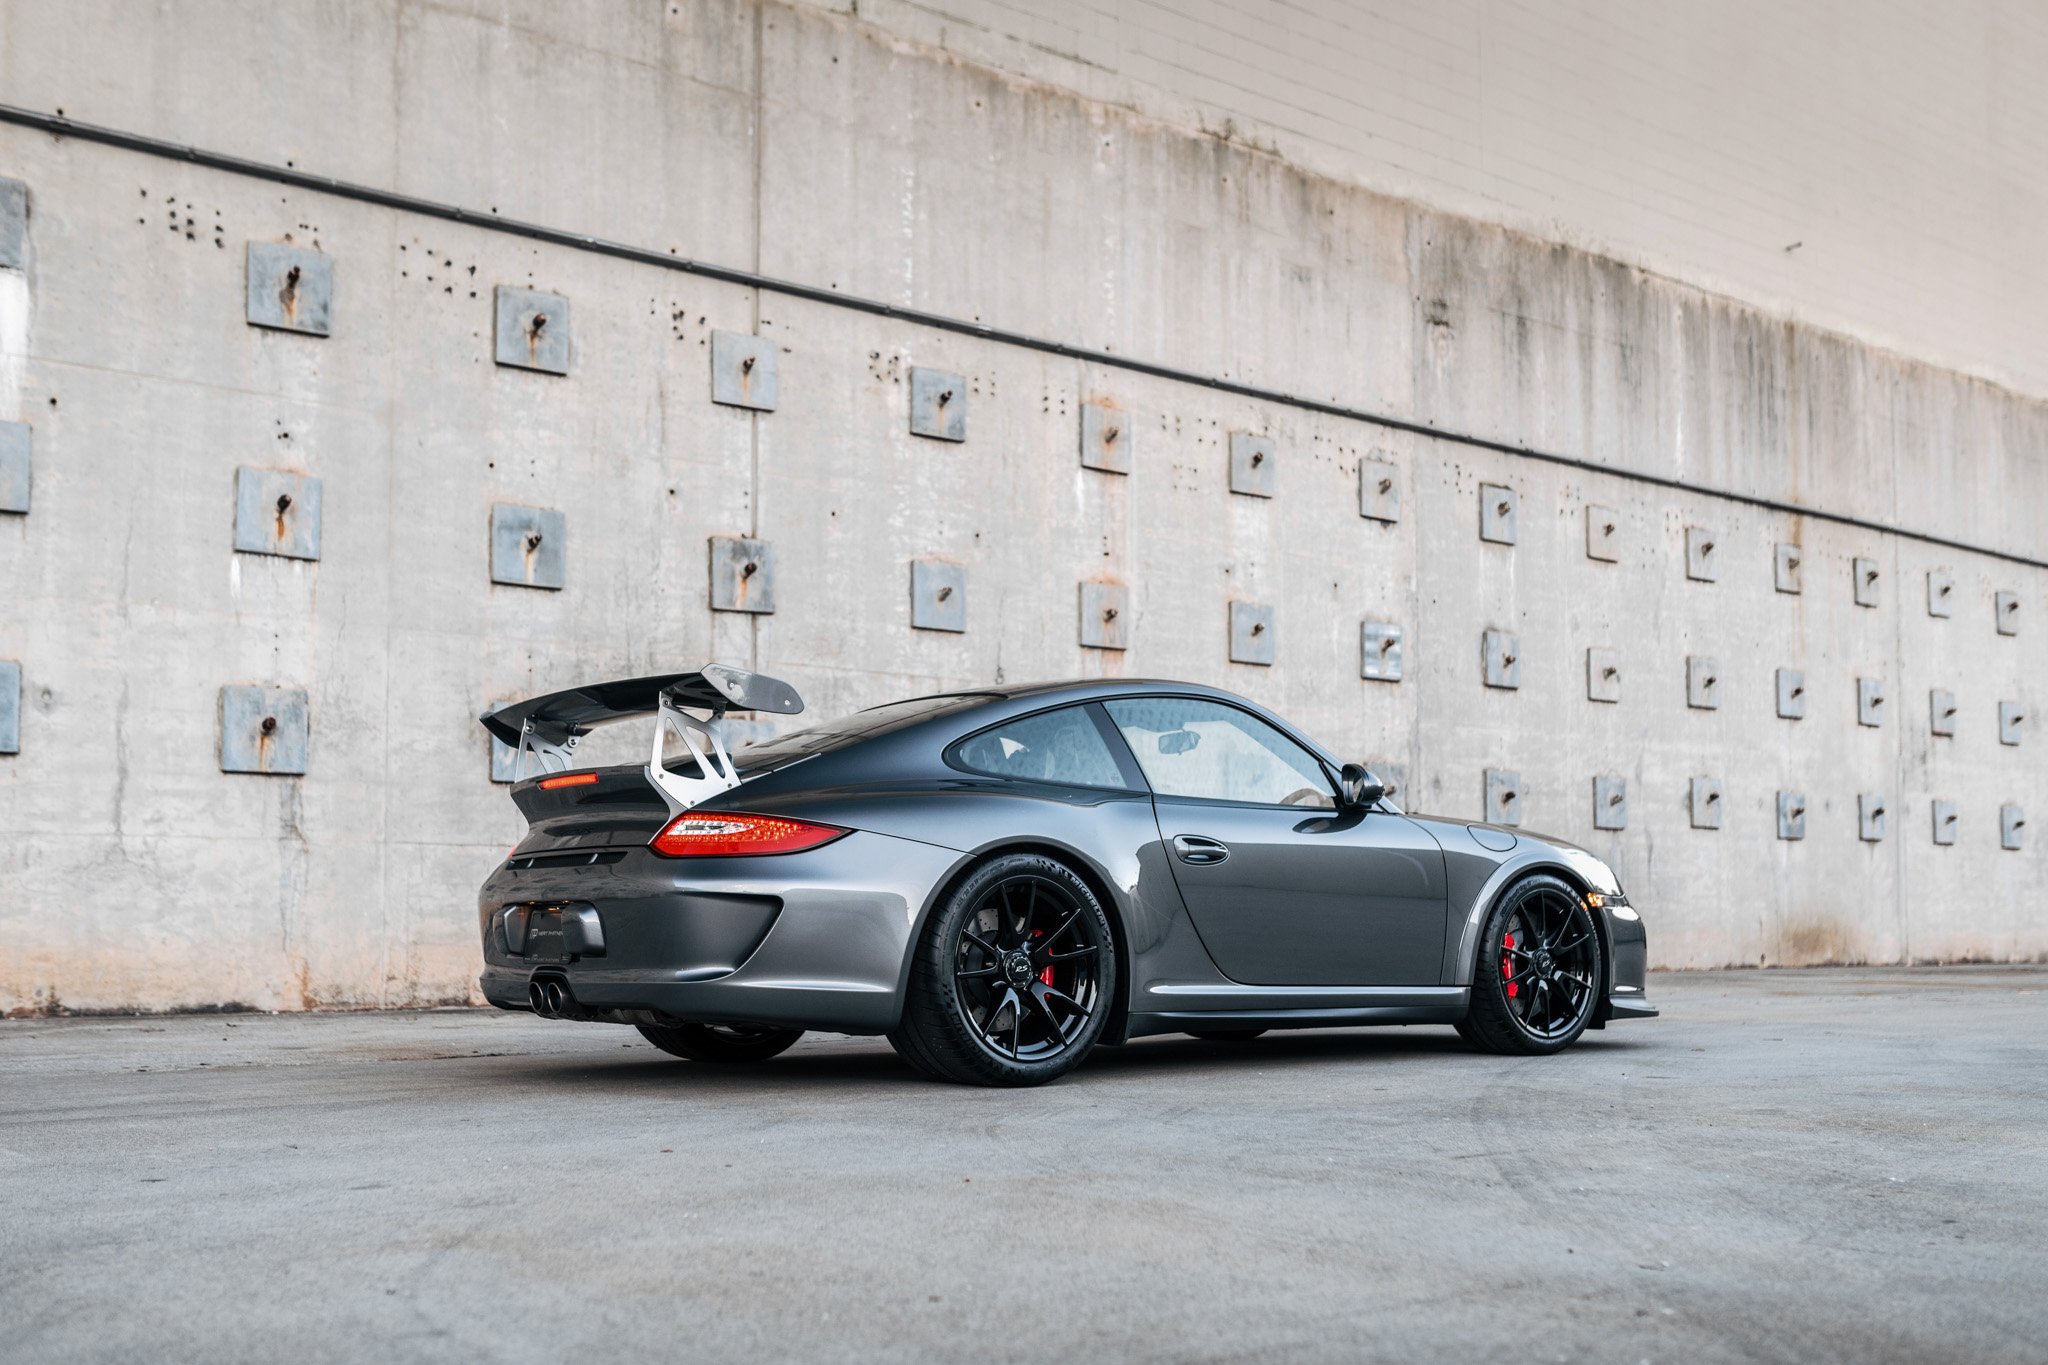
[1594,895,1657,1023]
[476,830,963,1035]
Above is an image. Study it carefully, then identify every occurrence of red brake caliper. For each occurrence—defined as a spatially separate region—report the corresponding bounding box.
[1501,930,1518,998]
[1033,929,1054,987]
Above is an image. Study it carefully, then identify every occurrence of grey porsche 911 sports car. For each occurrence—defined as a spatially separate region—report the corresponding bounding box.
[477,665,1655,1086]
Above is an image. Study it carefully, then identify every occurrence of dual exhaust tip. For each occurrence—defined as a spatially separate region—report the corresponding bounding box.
[529,978,571,1019]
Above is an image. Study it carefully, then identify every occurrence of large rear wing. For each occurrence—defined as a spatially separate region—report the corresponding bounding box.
[479,664,803,813]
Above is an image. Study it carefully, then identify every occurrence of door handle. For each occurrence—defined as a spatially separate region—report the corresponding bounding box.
[1173,835,1229,865]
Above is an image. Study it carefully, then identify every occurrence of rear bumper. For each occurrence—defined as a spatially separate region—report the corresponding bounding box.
[476,830,963,1035]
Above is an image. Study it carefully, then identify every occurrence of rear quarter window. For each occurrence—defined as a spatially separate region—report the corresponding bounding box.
[948,706,1134,791]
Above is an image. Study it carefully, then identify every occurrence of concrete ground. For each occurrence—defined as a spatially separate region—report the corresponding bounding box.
[2,968,2043,1364]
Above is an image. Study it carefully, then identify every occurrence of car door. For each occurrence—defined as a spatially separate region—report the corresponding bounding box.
[1102,696,1449,986]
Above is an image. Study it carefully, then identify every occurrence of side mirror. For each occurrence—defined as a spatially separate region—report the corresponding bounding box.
[1339,763,1385,809]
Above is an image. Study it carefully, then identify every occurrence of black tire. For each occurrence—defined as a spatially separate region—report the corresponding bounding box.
[888,852,1117,1087]
[635,1021,804,1063]
[1186,1029,1267,1041]
[1460,873,1604,1056]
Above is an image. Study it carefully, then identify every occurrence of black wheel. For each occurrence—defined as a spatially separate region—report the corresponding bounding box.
[635,1021,804,1063]
[889,852,1117,1086]
[1186,1029,1266,1041]
[1460,873,1603,1055]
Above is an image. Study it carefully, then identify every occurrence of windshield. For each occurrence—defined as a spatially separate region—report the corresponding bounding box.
[722,692,997,771]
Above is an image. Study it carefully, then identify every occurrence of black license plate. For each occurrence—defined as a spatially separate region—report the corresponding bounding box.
[520,908,566,963]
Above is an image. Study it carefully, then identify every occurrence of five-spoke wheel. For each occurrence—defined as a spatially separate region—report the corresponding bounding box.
[1459,873,1604,1054]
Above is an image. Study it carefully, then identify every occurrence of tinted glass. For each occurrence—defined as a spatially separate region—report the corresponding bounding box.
[950,706,1131,790]
[1104,697,1334,808]
[725,693,996,772]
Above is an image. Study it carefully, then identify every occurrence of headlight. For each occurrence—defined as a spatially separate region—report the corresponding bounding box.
[1560,847,1622,896]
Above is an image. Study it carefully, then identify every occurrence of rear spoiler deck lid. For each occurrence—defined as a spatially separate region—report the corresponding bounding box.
[479,665,802,747]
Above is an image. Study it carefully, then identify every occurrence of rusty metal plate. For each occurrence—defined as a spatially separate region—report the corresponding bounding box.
[1776,667,1806,720]
[245,242,332,336]
[1852,556,1881,608]
[1927,568,1955,617]
[0,420,28,515]
[1478,483,1517,544]
[0,659,18,754]
[1585,505,1620,562]
[1931,799,1959,846]
[2002,805,2026,852]
[494,286,571,374]
[1229,432,1275,498]
[1774,543,1804,595]
[1482,629,1521,689]
[1080,402,1132,474]
[1999,700,2024,746]
[1930,688,1958,737]
[219,684,309,775]
[1359,458,1400,523]
[233,467,322,561]
[1078,581,1129,650]
[909,367,966,442]
[1777,790,1807,841]
[709,536,774,613]
[1684,526,1719,582]
[1857,677,1886,728]
[0,177,26,270]
[1592,776,1627,831]
[1361,622,1402,682]
[1686,656,1720,710]
[1858,793,1888,843]
[1229,602,1275,666]
[1586,647,1621,703]
[490,504,566,590]
[910,559,967,633]
[711,331,778,411]
[1690,776,1724,830]
[1484,769,1522,827]
[1995,590,2020,636]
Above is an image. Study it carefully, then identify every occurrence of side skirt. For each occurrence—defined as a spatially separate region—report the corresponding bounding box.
[1124,997,1469,1041]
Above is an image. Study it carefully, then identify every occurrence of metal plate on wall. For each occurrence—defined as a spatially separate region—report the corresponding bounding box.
[0,659,18,754]
[1774,543,1804,595]
[2002,805,2026,851]
[1995,590,2020,636]
[1229,432,1275,497]
[1932,799,1958,846]
[494,286,571,374]
[909,367,966,442]
[709,536,775,614]
[245,242,332,336]
[1484,769,1523,826]
[1593,776,1628,831]
[1777,791,1807,841]
[1078,581,1128,650]
[1482,630,1521,689]
[1361,622,1403,682]
[1586,647,1621,703]
[0,420,28,514]
[1690,776,1724,830]
[1686,656,1720,710]
[1685,526,1719,582]
[1359,459,1400,523]
[233,467,322,561]
[490,504,566,590]
[910,559,967,633]
[1585,505,1620,562]
[1229,602,1275,666]
[1080,402,1132,474]
[711,331,778,411]
[1927,569,1955,617]
[1858,793,1888,843]
[1776,668,1806,720]
[1930,688,1958,737]
[219,684,309,775]
[1852,556,1881,608]
[1999,700,2024,746]
[1857,677,1886,727]
[1478,483,1517,544]
[0,177,25,270]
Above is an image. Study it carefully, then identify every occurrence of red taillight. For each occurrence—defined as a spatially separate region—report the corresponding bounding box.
[538,772,599,791]
[649,812,848,858]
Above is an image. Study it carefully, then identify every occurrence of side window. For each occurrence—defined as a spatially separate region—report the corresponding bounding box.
[1103,697,1335,809]
[949,706,1132,790]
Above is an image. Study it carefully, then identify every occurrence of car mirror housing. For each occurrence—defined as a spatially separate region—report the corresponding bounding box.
[1339,763,1385,809]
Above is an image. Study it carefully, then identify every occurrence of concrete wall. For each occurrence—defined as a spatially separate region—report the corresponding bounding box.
[0,0,2040,1013]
